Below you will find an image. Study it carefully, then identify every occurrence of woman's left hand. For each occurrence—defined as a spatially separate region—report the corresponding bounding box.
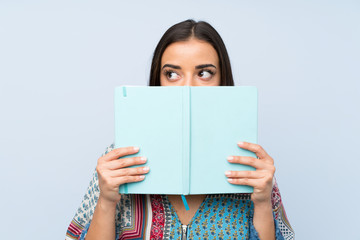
[225,141,275,205]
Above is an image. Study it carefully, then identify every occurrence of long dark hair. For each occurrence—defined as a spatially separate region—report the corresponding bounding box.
[149,19,234,86]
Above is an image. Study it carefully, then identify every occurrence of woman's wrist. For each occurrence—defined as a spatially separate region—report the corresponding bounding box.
[253,199,272,211]
[85,195,118,240]
[252,199,275,240]
[253,199,273,221]
[97,196,118,213]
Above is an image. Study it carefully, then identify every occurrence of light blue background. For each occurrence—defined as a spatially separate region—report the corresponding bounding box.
[0,1,359,239]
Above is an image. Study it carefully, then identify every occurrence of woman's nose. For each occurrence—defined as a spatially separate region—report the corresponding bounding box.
[181,75,195,86]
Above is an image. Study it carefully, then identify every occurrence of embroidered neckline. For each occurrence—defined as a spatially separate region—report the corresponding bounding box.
[163,194,209,227]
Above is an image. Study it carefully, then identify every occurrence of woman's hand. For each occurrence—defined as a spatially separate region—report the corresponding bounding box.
[96,146,150,206]
[225,141,275,205]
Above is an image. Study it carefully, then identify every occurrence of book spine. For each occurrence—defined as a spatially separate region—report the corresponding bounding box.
[182,86,190,195]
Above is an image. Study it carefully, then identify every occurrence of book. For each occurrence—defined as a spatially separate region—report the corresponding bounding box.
[115,86,258,195]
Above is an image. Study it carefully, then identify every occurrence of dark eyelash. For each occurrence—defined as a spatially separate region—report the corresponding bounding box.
[200,69,215,75]
[163,69,177,74]
[163,70,180,81]
[163,70,174,77]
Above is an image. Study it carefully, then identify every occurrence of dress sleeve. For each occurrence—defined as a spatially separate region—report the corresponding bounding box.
[248,177,295,240]
[65,143,116,240]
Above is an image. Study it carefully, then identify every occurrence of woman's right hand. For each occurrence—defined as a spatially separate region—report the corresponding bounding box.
[96,146,149,206]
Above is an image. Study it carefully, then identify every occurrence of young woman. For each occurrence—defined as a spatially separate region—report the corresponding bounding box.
[66,19,294,240]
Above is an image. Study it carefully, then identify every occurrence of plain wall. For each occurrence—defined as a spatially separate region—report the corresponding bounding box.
[0,0,359,239]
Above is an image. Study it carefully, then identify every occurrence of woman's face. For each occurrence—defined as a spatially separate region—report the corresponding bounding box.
[160,38,221,86]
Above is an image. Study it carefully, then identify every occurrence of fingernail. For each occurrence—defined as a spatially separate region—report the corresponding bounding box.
[237,142,244,146]
[133,147,140,151]
[143,167,149,172]
[227,178,235,183]
[225,171,231,176]
[227,156,234,161]
[139,175,145,180]
[140,157,147,163]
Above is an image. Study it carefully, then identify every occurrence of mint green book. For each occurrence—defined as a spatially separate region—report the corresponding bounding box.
[115,86,257,195]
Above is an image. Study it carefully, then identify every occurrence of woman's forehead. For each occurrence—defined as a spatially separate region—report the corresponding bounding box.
[161,39,219,67]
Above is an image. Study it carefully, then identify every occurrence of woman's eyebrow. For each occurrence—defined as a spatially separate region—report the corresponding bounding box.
[162,64,181,69]
[195,64,216,69]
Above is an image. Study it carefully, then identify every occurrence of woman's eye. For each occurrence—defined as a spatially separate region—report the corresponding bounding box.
[165,71,180,81]
[199,70,214,80]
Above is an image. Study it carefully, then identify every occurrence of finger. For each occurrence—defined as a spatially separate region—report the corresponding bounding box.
[227,178,259,187]
[224,170,262,179]
[227,156,263,169]
[106,156,147,170]
[114,175,146,185]
[110,166,150,178]
[237,142,269,160]
[101,146,140,162]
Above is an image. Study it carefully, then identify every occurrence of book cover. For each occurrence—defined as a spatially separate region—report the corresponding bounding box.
[114,86,257,195]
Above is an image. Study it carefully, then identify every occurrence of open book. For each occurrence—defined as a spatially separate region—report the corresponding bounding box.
[115,86,258,195]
